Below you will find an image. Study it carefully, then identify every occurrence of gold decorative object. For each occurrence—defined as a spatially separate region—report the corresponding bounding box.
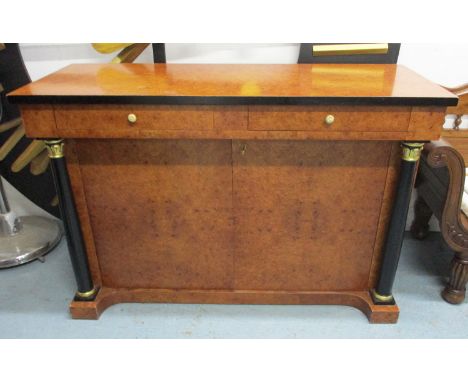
[324,114,335,125]
[91,43,133,54]
[45,139,65,159]
[127,113,137,123]
[92,43,150,64]
[313,43,389,56]
[371,289,394,302]
[75,287,98,299]
[401,142,424,162]
[111,43,150,64]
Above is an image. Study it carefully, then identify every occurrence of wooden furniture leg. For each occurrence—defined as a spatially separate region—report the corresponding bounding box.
[443,252,468,304]
[371,142,424,304]
[410,196,433,240]
[45,139,98,301]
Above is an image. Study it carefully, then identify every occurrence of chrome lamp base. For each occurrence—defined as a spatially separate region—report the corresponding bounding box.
[0,215,62,268]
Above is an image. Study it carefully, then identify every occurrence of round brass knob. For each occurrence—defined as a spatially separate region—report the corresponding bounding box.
[127,113,137,124]
[324,114,335,125]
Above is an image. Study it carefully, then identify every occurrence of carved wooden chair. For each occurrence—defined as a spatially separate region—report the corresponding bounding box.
[411,85,468,304]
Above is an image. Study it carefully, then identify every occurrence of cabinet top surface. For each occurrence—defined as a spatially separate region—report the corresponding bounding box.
[8,63,457,106]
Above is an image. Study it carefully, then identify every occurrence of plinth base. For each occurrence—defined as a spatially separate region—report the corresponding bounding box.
[69,287,399,324]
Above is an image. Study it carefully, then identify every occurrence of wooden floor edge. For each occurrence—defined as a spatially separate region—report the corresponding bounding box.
[69,287,400,324]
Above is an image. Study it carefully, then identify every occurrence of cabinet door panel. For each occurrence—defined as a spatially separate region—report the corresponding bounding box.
[232,140,392,291]
[75,139,234,290]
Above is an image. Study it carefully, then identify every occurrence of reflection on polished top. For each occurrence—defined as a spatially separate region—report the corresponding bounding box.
[8,64,457,106]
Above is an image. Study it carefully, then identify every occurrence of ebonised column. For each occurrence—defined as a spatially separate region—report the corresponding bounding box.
[371,142,425,305]
[45,139,97,301]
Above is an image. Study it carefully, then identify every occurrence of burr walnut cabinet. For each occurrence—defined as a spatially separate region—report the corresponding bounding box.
[7,63,457,322]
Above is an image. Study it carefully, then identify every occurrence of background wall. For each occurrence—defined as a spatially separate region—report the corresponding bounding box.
[5,43,468,229]
[20,43,468,86]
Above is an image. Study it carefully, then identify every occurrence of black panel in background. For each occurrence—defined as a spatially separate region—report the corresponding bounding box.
[298,43,401,64]
[152,43,167,63]
[0,43,59,217]
[0,43,30,121]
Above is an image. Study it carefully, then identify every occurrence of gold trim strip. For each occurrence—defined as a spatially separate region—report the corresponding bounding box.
[45,139,65,159]
[401,142,424,162]
[313,43,389,57]
[76,287,97,299]
[371,289,394,302]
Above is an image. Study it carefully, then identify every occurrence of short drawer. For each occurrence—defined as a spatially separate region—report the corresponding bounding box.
[249,106,412,132]
[54,105,214,131]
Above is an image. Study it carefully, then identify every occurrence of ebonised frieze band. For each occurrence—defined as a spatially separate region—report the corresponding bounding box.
[45,139,97,301]
[8,95,459,106]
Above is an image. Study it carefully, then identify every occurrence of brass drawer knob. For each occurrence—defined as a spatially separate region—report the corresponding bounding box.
[127,113,137,124]
[324,114,335,125]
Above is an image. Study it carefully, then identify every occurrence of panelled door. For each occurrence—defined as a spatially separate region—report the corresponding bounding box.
[231,140,392,291]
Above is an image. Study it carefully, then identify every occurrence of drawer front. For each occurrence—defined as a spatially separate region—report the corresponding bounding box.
[249,106,412,132]
[54,105,214,131]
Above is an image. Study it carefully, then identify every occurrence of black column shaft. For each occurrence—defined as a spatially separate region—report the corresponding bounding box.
[376,159,417,298]
[49,155,95,297]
